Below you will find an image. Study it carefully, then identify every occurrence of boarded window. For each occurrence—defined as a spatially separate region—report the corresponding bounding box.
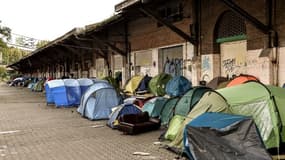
[159,45,183,75]
[135,50,152,66]
[160,45,183,63]
[114,55,123,69]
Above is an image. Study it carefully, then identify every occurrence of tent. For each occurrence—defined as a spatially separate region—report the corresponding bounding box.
[27,82,36,89]
[217,80,230,89]
[63,79,81,106]
[206,76,228,89]
[174,86,212,117]
[124,75,144,94]
[77,81,120,120]
[133,96,154,108]
[166,90,230,151]
[149,73,172,96]
[165,76,192,97]
[163,87,212,140]
[183,112,271,160]
[136,74,152,93]
[107,103,142,128]
[160,97,180,126]
[142,97,168,117]
[45,81,54,105]
[77,78,94,95]
[32,79,45,92]
[218,81,285,149]
[226,74,258,87]
[48,79,81,107]
[48,80,68,107]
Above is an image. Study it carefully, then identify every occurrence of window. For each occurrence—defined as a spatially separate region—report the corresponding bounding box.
[157,3,183,27]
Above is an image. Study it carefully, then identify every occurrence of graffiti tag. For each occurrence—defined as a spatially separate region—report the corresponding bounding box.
[202,55,210,71]
[222,58,236,73]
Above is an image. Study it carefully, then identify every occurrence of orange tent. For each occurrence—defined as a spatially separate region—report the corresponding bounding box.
[226,75,258,87]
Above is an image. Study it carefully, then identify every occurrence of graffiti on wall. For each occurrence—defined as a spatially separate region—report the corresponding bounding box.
[201,55,212,82]
[220,40,247,78]
[221,58,244,77]
[222,58,236,73]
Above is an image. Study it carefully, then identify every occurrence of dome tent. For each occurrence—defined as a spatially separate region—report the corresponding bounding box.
[149,73,172,96]
[77,81,120,120]
[165,75,192,97]
[183,112,271,160]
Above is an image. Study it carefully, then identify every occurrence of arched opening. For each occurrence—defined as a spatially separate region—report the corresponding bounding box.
[213,11,247,78]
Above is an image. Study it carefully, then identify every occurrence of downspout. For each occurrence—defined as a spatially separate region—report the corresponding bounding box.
[124,20,131,80]
[269,0,279,85]
[273,0,279,86]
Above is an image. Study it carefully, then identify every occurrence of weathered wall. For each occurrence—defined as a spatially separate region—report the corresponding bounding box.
[278,47,285,86]
[201,0,267,55]
[128,0,192,51]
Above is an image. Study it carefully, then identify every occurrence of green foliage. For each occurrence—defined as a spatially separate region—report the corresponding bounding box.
[0,66,7,81]
[0,21,11,48]
[36,40,49,49]
[1,47,29,65]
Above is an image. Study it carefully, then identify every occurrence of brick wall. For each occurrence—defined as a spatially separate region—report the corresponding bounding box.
[200,0,273,54]
[128,0,192,51]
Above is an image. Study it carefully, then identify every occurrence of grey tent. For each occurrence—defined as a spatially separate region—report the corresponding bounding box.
[184,112,271,160]
[77,81,120,120]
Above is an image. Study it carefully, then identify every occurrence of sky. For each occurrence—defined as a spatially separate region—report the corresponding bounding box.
[0,0,123,41]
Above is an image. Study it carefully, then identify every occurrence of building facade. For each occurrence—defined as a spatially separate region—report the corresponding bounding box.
[9,0,285,87]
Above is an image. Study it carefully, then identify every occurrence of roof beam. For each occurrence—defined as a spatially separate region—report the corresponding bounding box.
[220,0,270,34]
[65,41,109,61]
[139,6,197,45]
[91,36,127,56]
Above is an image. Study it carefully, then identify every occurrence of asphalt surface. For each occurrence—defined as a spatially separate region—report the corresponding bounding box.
[0,83,179,160]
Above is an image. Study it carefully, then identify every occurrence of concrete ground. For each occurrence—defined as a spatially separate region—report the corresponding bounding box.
[0,82,179,160]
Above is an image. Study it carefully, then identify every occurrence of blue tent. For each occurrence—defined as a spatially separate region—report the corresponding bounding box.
[49,80,68,107]
[63,79,81,106]
[45,81,54,104]
[137,75,152,92]
[183,112,271,160]
[77,81,120,120]
[107,103,142,128]
[77,78,94,95]
[165,76,192,97]
[48,79,81,107]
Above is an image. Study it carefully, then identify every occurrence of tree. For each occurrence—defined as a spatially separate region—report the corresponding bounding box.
[0,20,11,48]
[1,47,29,65]
[36,40,49,49]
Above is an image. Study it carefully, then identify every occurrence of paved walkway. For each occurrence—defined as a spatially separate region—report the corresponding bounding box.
[0,83,179,160]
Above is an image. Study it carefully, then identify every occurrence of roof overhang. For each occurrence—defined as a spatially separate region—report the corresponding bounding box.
[115,0,140,12]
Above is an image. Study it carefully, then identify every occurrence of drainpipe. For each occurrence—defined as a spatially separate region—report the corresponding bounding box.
[269,0,279,86]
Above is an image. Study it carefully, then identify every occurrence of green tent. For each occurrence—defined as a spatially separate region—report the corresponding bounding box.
[174,86,212,117]
[32,80,45,92]
[163,87,213,141]
[149,73,172,96]
[160,97,180,126]
[164,115,185,141]
[142,97,168,117]
[167,90,230,150]
[217,81,285,149]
